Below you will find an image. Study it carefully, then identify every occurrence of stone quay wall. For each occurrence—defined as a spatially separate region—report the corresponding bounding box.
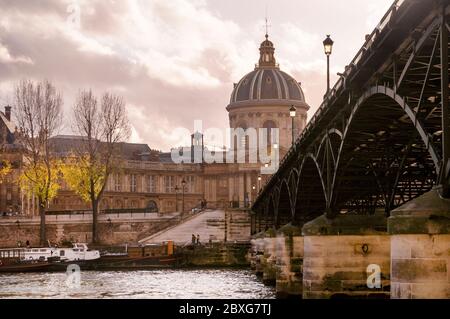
[179,242,251,267]
[0,216,182,247]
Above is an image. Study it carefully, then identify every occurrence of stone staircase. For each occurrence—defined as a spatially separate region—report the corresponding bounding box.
[139,210,227,245]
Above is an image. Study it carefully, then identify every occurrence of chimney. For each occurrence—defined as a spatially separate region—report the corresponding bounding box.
[4,106,11,121]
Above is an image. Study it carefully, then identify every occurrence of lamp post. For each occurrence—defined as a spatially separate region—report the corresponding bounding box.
[181,179,186,215]
[323,35,334,94]
[257,175,262,192]
[289,105,297,146]
[175,186,180,212]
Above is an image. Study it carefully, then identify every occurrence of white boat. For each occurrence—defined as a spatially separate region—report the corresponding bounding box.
[23,243,100,262]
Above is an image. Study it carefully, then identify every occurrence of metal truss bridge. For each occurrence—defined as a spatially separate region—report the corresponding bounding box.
[252,0,450,231]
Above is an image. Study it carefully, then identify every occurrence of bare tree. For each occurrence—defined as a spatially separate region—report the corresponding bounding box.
[14,80,63,246]
[62,90,130,244]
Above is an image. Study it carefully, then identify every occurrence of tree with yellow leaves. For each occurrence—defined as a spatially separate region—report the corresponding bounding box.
[18,160,61,213]
[60,155,106,207]
[62,90,130,243]
[0,160,12,184]
[14,79,63,246]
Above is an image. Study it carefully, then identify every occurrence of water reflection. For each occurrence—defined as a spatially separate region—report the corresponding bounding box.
[0,269,275,299]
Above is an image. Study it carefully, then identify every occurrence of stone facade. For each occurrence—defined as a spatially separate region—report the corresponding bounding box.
[0,106,22,214]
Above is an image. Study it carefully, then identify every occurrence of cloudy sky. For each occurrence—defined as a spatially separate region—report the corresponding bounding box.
[0,0,393,151]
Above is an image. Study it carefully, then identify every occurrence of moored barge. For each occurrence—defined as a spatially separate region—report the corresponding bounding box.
[1,241,182,272]
[0,248,51,273]
[48,241,181,271]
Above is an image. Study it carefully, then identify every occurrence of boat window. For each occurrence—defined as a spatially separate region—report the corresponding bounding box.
[40,249,47,252]
[79,249,84,252]
[32,249,38,252]
[60,250,65,256]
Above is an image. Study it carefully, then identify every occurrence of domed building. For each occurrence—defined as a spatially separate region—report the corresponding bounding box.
[227,34,310,156]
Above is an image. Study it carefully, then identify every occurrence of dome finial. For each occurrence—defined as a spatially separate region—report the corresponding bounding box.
[258,23,276,68]
[258,11,275,68]
[265,16,270,40]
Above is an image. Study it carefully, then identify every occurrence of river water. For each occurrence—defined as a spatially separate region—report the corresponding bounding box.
[0,269,275,299]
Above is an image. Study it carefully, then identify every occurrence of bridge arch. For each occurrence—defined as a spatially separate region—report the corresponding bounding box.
[275,180,293,227]
[330,85,439,215]
[316,129,343,166]
[262,194,277,231]
[294,153,327,224]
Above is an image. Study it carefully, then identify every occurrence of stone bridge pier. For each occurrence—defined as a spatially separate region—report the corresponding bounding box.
[388,189,450,299]
[301,214,391,299]
[261,230,277,286]
[274,225,303,299]
[251,189,450,299]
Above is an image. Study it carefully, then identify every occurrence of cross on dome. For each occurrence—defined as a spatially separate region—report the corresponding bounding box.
[258,33,276,68]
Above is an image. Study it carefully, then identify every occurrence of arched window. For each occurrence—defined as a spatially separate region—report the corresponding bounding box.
[236,121,248,149]
[263,120,277,146]
[130,200,138,209]
[100,199,109,210]
[114,199,123,209]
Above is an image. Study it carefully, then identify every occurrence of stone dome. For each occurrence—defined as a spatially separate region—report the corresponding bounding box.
[230,68,305,104]
[228,35,306,108]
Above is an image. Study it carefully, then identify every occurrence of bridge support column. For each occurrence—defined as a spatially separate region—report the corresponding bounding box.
[249,236,265,276]
[388,188,450,299]
[274,224,304,299]
[302,214,390,299]
[261,229,277,286]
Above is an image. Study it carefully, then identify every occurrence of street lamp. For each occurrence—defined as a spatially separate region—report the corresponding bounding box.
[181,179,186,214]
[175,186,180,212]
[257,175,262,192]
[323,35,334,94]
[290,105,297,146]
